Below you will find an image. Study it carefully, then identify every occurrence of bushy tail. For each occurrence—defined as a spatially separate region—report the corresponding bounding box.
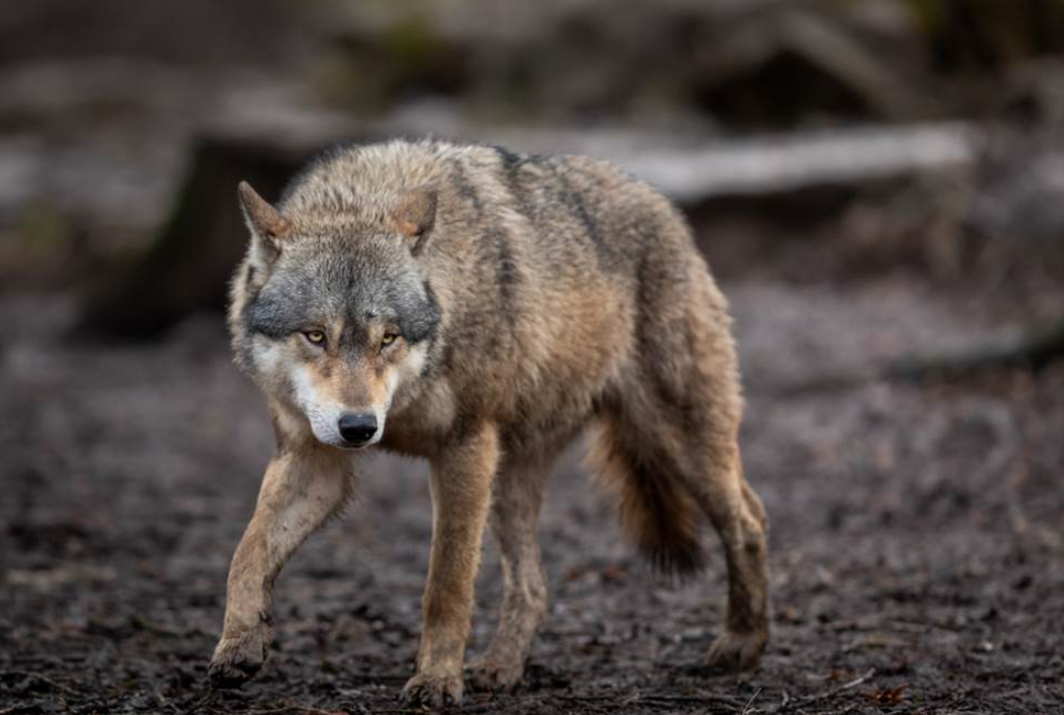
[588,422,705,577]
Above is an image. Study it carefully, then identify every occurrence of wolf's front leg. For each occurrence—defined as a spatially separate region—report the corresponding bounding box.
[402,422,498,707]
[467,454,550,693]
[209,444,352,687]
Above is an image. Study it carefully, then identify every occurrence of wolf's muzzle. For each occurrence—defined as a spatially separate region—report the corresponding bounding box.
[338,412,378,447]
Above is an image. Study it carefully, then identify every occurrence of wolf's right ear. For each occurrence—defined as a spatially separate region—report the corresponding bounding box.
[238,181,290,266]
[389,186,438,255]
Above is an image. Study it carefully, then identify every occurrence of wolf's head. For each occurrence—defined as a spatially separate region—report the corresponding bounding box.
[231,181,441,450]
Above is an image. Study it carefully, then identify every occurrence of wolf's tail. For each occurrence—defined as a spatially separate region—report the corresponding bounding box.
[588,420,705,577]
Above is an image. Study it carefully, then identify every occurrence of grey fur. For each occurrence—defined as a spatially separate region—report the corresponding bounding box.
[215,138,770,705]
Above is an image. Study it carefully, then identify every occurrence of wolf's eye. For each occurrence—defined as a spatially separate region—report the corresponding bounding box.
[380,333,398,349]
[304,330,326,346]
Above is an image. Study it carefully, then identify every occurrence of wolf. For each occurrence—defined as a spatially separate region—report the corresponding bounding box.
[208,138,770,706]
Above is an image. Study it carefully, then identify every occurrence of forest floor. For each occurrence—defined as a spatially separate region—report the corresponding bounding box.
[2,227,1063,715]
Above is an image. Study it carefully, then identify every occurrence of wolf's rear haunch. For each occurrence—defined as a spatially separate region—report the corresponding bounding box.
[211,139,770,706]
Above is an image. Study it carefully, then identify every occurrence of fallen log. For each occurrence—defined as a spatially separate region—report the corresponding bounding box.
[764,318,1064,397]
[600,121,978,204]
[888,317,1064,378]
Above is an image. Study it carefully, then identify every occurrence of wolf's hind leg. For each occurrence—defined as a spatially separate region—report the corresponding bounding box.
[597,398,769,670]
[648,377,769,668]
[209,445,352,687]
[620,275,770,670]
[690,450,770,670]
[467,454,551,692]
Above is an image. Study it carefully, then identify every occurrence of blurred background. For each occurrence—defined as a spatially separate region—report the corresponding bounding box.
[1,1,1062,713]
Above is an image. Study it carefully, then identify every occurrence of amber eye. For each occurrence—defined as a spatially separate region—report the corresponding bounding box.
[381,333,398,348]
[304,330,326,346]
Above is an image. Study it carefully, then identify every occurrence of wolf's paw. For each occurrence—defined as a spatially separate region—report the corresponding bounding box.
[401,671,464,708]
[707,629,767,672]
[208,628,269,688]
[466,654,525,693]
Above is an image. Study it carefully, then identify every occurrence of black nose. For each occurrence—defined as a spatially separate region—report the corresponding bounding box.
[337,413,378,445]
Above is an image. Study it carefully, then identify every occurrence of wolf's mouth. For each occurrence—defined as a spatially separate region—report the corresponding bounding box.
[336,440,375,451]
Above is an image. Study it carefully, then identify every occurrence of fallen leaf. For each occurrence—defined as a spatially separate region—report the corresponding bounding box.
[863,684,908,705]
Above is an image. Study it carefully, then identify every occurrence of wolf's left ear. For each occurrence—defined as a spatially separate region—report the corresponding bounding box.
[238,181,290,265]
[389,186,437,255]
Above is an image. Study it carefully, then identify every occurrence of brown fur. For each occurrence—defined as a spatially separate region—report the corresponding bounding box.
[588,420,706,576]
[210,139,771,706]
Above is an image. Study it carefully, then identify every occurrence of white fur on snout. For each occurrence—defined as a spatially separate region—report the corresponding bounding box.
[290,365,351,448]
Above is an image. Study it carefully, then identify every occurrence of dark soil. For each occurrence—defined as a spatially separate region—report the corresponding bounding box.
[2,255,1063,715]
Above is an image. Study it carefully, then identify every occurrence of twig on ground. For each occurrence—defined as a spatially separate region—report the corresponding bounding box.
[2,669,78,697]
[176,689,217,715]
[561,691,749,711]
[742,687,764,714]
[770,668,876,713]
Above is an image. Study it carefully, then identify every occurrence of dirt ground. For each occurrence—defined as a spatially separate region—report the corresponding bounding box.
[2,228,1062,715]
